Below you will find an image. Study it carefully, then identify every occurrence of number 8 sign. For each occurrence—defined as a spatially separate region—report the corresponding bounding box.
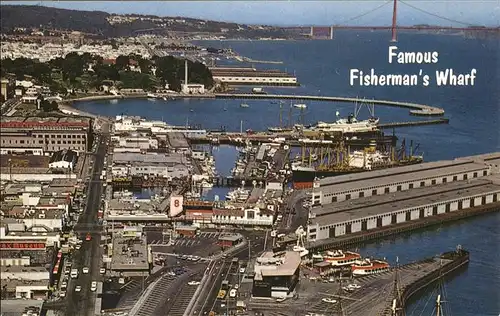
[170,195,184,217]
[174,199,180,208]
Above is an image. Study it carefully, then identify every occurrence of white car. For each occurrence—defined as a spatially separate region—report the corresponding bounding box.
[82,267,89,274]
[75,286,82,292]
[99,268,106,275]
[75,244,81,250]
[188,281,201,286]
[348,283,361,289]
[322,298,337,304]
[91,281,97,292]
[239,268,245,274]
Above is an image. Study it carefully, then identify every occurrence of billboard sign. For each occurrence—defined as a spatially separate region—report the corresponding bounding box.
[170,195,184,217]
[0,242,46,249]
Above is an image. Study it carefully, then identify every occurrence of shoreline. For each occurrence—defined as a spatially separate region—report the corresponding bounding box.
[59,92,445,119]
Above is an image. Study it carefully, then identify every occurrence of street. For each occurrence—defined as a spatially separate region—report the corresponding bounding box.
[65,123,109,316]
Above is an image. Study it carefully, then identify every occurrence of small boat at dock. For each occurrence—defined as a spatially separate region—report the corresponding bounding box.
[351,258,390,276]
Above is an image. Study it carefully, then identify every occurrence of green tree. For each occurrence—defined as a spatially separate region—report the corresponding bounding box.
[115,55,130,71]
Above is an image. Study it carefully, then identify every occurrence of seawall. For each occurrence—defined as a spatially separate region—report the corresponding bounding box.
[381,248,470,316]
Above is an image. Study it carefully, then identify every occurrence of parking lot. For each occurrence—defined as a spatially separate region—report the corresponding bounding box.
[147,231,226,258]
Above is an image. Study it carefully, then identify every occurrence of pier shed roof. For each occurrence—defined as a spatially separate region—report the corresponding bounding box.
[320,161,488,193]
[312,177,500,226]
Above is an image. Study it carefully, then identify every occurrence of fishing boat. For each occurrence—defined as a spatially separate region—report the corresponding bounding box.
[240,103,249,108]
[351,259,390,276]
[294,103,307,109]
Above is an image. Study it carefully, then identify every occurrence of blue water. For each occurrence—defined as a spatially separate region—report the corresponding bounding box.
[75,31,500,315]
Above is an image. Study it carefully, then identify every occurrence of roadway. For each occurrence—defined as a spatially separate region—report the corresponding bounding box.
[66,122,110,316]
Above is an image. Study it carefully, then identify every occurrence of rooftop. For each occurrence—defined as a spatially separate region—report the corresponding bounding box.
[112,152,186,165]
[254,250,301,279]
[319,161,489,193]
[311,176,500,226]
[110,233,149,271]
[0,116,90,128]
[0,155,50,169]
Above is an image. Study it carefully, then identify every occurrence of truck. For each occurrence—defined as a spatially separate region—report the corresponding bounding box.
[70,269,79,279]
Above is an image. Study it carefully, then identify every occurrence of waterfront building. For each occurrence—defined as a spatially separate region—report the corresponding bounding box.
[307,176,500,242]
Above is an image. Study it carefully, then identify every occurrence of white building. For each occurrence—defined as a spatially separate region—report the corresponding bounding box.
[181,83,205,94]
[48,149,78,171]
[307,176,500,242]
[212,207,274,226]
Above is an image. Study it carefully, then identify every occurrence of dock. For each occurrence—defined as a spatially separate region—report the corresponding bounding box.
[342,247,469,315]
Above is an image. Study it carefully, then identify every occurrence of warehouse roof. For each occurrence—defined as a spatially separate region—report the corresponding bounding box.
[318,162,489,194]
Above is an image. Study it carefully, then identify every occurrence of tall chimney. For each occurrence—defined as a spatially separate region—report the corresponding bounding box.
[184,60,188,85]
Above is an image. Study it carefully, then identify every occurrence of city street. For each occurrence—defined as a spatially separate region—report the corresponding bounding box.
[65,123,109,316]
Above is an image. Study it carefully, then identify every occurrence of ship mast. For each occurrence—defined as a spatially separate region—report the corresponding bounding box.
[391,256,405,316]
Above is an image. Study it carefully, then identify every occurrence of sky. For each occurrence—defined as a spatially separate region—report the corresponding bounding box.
[4,1,500,27]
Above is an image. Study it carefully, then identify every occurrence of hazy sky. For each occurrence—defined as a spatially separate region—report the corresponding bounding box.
[5,1,500,26]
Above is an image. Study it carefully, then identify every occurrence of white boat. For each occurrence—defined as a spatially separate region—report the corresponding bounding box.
[309,114,379,133]
[240,103,249,108]
[294,103,307,109]
[147,93,158,99]
[323,250,362,267]
[200,180,213,189]
[351,259,390,276]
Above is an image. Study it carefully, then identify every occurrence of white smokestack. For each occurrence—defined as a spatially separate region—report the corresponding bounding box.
[184,59,188,85]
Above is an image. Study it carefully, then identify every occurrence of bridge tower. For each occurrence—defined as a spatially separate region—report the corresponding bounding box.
[310,26,314,38]
[391,0,398,42]
[330,26,334,39]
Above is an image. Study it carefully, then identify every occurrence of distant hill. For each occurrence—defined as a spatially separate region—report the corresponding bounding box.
[0,5,292,39]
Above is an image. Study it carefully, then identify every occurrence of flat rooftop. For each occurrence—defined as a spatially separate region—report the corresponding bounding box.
[254,250,301,279]
[112,152,185,164]
[0,155,50,169]
[318,158,487,188]
[320,161,489,194]
[311,176,500,226]
[111,234,149,271]
[167,132,190,148]
[0,116,90,128]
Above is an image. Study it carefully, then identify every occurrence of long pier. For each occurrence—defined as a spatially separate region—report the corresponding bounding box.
[379,118,449,128]
[342,248,469,316]
[214,93,445,116]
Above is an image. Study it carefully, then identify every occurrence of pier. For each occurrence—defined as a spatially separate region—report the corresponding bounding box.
[214,93,445,116]
[342,247,469,315]
[379,118,449,128]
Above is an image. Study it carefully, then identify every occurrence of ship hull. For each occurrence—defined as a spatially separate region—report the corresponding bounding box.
[291,159,423,189]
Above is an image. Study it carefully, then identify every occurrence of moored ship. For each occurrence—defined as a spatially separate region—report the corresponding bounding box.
[351,259,390,276]
[323,250,362,267]
[291,141,423,189]
[306,113,380,134]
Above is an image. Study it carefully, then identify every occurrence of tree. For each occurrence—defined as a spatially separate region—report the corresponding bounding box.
[115,55,130,71]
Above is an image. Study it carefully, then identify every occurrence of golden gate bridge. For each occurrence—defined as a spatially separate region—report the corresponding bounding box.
[286,0,499,41]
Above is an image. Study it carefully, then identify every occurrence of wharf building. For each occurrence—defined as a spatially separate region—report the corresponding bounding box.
[210,67,298,86]
[0,221,59,300]
[311,153,500,206]
[0,116,92,155]
[111,152,190,180]
[109,231,151,277]
[252,250,301,299]
[307,175,500,242]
